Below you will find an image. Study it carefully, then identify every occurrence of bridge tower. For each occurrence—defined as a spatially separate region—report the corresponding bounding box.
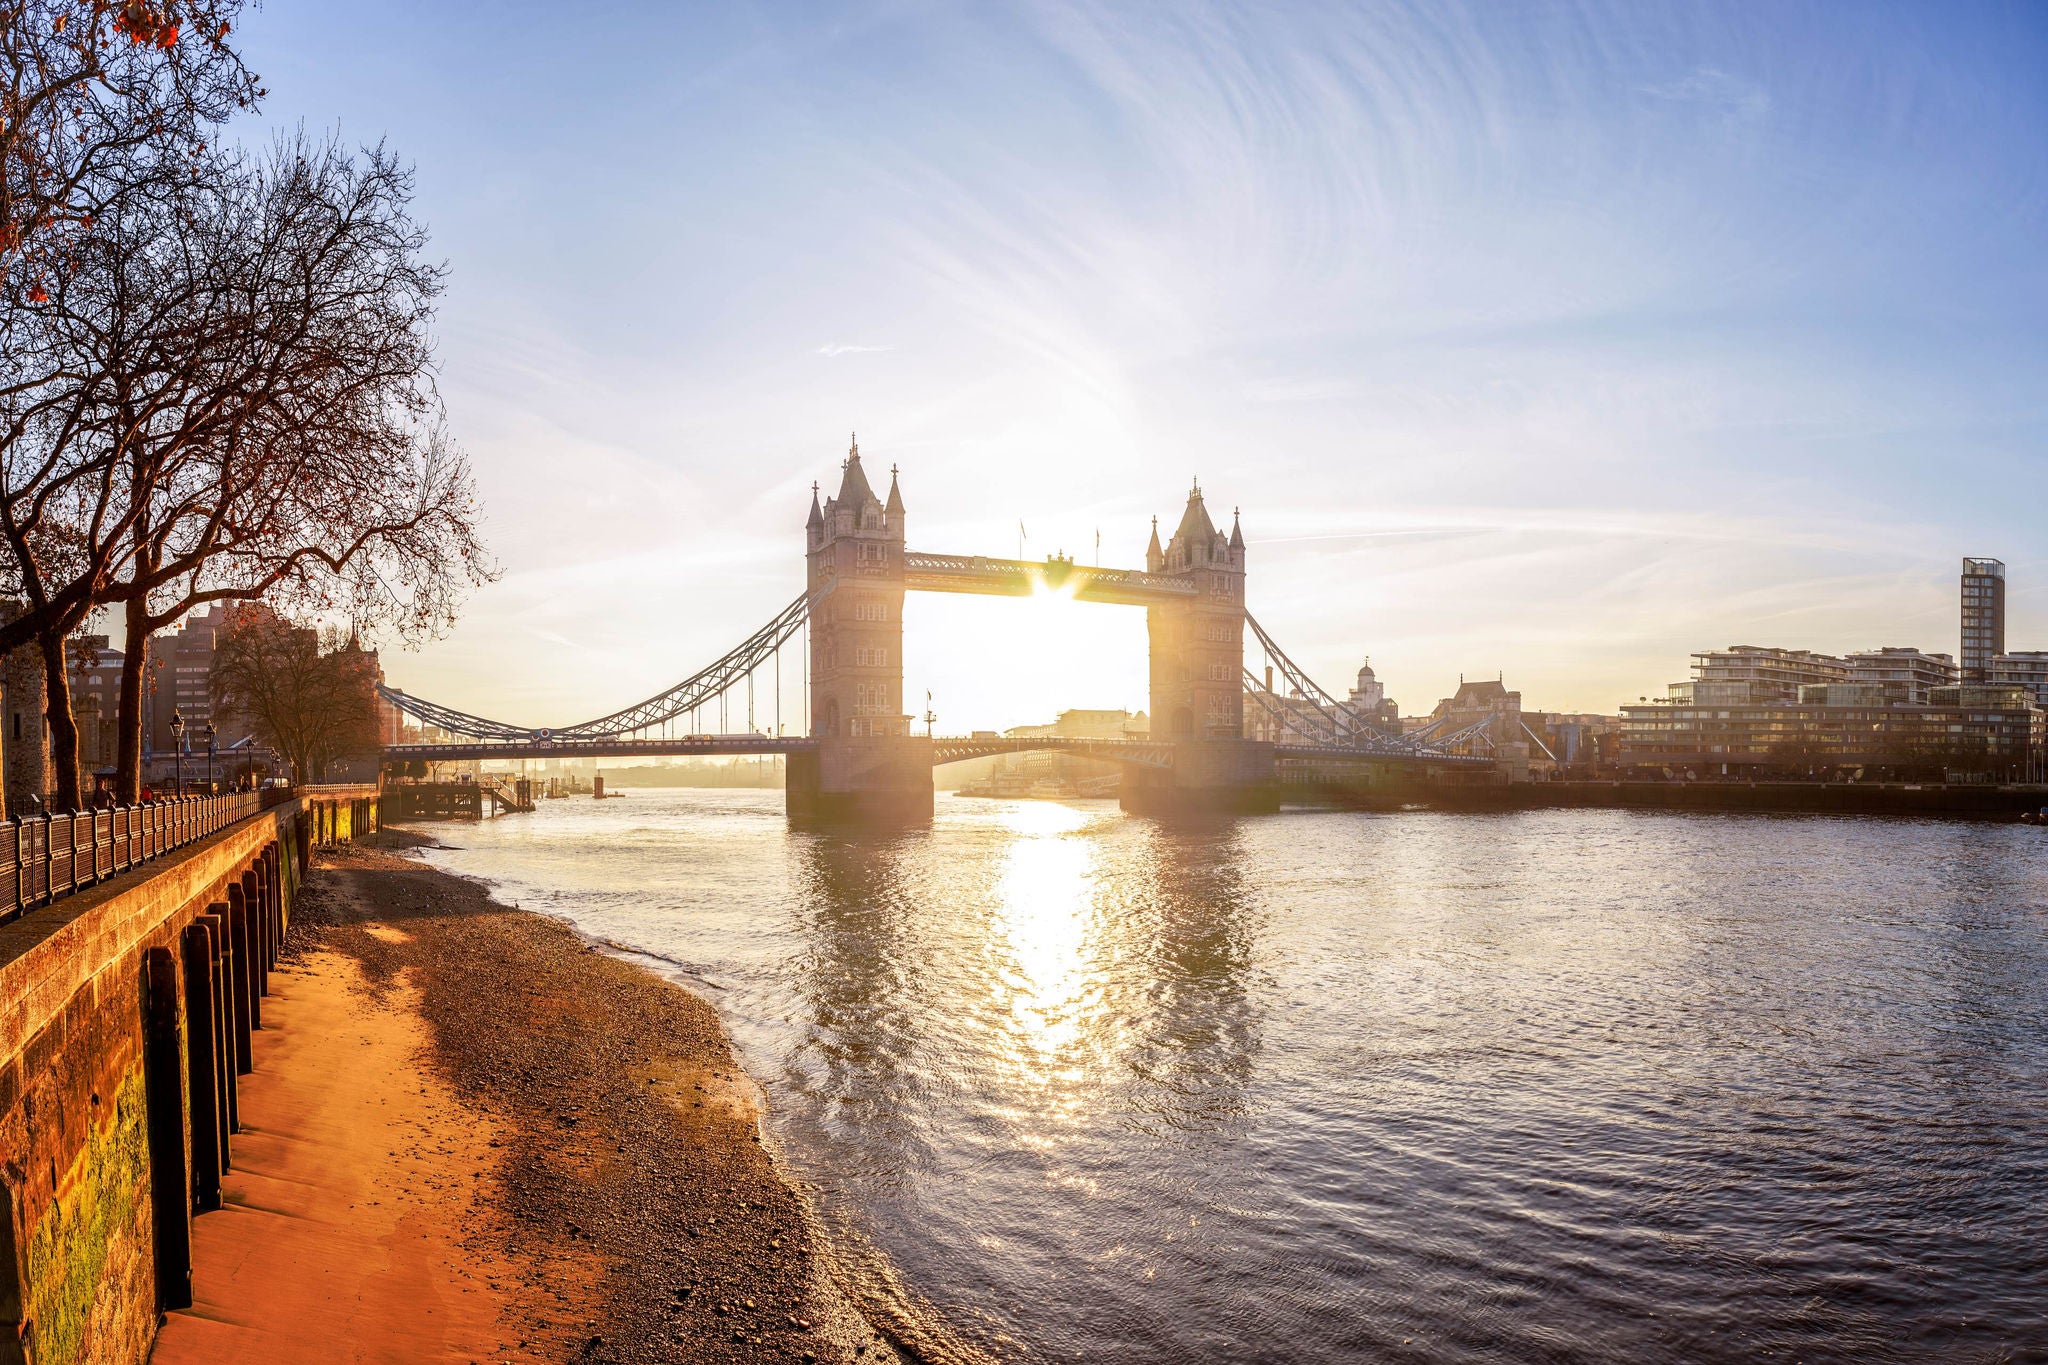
[788,437,934,821]
[1125,484,1276,813]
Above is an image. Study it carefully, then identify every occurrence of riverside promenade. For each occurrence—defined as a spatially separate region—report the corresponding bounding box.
[0,794,931,1365]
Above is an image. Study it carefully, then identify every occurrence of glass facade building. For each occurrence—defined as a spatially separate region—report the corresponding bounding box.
[1618,684,2042,779]
[1961,557,2006,683]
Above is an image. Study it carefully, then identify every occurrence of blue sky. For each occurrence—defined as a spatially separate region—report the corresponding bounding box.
[234,0,2047,728]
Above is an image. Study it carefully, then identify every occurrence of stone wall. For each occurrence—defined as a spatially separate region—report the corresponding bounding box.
[2,637,48,823]
[0,787,375,1365]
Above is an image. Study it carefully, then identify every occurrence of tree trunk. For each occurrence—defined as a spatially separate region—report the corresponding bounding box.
[116,606,153,804]
[39,630,84,811]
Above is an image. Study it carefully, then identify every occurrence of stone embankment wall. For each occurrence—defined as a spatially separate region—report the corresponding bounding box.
[1286,779,2046,818]
[0,786,378,1365]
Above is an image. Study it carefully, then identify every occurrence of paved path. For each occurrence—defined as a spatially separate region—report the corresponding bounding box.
[152,942,579,1364]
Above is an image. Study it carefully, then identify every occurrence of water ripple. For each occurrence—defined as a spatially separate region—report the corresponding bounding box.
[420,793,2048,1363]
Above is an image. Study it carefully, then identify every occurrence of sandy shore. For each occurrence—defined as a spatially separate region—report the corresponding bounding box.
[157,832,942,1364]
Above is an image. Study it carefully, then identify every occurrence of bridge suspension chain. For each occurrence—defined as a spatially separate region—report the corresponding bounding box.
[1242,668,1348,746]
[379,591,813,743]
[1242,613,1419,755]
[1242,614,1509,760]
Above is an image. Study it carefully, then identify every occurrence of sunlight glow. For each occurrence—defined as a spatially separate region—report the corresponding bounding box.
[904,591,1148,735]
[1030,573,1080,604]
[988,801,1100,1118]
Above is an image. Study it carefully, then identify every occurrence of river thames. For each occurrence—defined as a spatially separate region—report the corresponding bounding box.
[417,790,2048,1363]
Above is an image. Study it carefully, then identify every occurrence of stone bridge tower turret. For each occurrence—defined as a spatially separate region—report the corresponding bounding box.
[1122,483,1274,814]
[805,436,908,741]
[1146,483,1246,740]
[791,436,932,821]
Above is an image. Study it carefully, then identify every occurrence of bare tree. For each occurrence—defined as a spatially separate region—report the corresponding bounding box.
[0,161,214,806]
[100,132,489,800]
[4,0,253,260]
[3,16,485,807]
[2,0,257,805]
[209,602,380,784]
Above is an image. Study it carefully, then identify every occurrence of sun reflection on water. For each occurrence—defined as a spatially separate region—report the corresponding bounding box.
[989,800,1105,1123]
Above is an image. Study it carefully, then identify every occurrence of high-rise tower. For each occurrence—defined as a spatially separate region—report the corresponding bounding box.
[1961,557,2006,683]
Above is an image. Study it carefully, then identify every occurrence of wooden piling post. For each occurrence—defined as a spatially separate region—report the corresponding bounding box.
[143,946,194,1309]
[198,908,237,1144]
[242,870,266,999]
[179,924,223,1210]
[224,889,254,1073]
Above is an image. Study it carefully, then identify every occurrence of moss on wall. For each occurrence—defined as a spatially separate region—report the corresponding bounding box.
[21,1067,148,1365]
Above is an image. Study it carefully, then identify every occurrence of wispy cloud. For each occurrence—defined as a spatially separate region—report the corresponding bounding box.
[1638,66,1772,123]
[251,0,2048,726]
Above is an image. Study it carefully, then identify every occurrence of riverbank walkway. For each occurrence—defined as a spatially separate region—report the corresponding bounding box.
[150,941,565,1364]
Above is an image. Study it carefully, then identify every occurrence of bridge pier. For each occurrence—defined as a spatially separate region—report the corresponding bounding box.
[787,736,935,824]
[1119,740,1279,816]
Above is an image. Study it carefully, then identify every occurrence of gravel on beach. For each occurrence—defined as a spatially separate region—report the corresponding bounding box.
[293,833,940,1365]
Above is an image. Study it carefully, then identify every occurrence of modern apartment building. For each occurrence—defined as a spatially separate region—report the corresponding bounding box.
[1618,683,2041,779]
[1675,646,1849,705]
[1844,647,1959,704]
[1619,635,2042,779]
[1993,652,2048,708]
[1961,557,2006,682]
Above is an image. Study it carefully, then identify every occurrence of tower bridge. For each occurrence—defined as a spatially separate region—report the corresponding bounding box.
[380,438,1496,819]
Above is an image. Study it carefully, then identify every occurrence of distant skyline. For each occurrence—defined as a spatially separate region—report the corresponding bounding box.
[226,1,2045,731]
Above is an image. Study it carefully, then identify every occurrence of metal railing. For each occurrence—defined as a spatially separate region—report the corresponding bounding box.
[0,791,273,926]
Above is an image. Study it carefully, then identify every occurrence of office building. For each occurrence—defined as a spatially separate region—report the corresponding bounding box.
[145,605,259,756]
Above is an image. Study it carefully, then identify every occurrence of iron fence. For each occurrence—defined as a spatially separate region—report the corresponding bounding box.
[0,791,278,926]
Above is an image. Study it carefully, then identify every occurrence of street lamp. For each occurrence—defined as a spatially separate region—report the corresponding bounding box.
[169,710,184,795]
[200,722,217,794]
